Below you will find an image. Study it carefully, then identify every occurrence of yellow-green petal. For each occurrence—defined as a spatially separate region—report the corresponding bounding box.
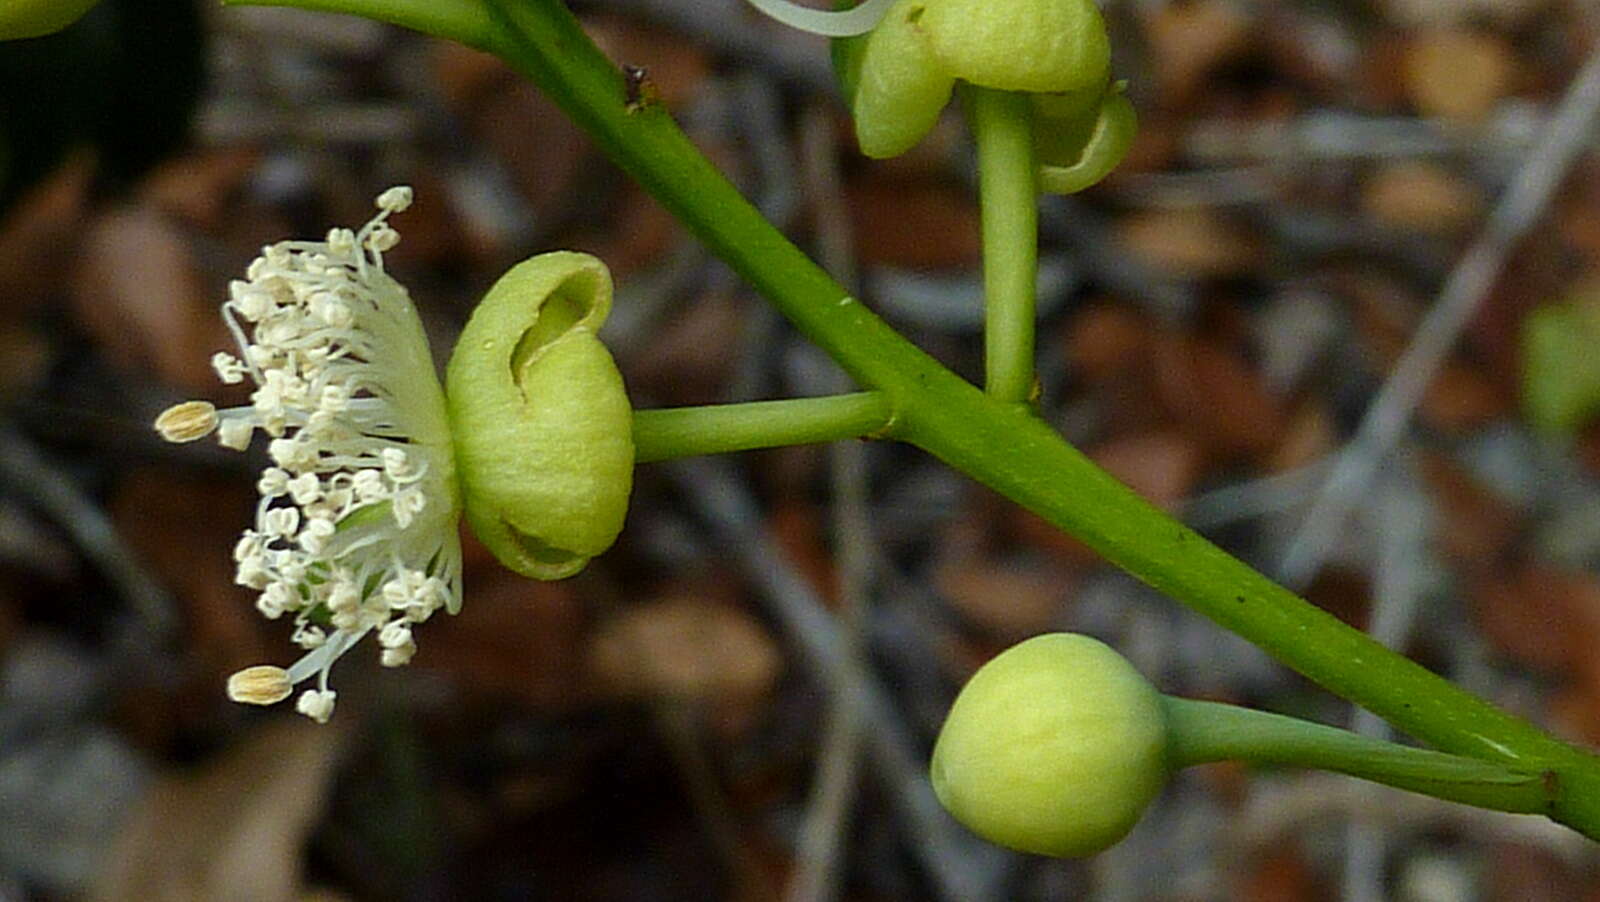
[446,252,634,580]
[918,0,1109,94]
[852,0,955,159]
[1036,90,1137,195]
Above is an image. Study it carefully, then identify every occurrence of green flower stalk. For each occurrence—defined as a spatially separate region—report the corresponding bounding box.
[933,633,1556,858]
[155,188,463,723]
[445,251,634,581]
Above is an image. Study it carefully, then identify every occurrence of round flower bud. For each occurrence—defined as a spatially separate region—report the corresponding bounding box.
[446,252,634,580]
[930,633,1169,857]
[0,0,98,39]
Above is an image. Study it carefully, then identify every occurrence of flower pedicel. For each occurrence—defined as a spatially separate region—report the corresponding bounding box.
[155,187,462,723]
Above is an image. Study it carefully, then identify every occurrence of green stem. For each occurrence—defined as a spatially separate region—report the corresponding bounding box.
[964,86,1039,404]
[232,0,1600,841]
[632,392,894,463]
[1163,697,1555,815]
[473,0,1600,836]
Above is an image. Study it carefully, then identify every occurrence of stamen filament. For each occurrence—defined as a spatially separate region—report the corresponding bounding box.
[742,0,894,37]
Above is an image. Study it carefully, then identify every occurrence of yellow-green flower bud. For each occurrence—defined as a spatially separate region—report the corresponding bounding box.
[446,252,634,580]
[0,0,99,39]
[1033,81,1137,195]
[930,633,1168,857]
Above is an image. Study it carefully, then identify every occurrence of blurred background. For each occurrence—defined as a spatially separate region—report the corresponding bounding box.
[4,0,1600,898]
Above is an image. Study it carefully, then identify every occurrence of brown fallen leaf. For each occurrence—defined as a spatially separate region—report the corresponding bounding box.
[563,180,685,277]
[1152,332,1286,460]
[1115,207,1262,279]
[429,40,596,243]
[1239,842,1320,902]
[0,153,95,321]
[1470,566,1600,676]
[70,203,229,393]
[1415,451,1521,566]
[766,498,837,605]
[585,592,781,734]
[1403,29,1516,122]
[91,718,347,902]
[935,556,1072,642]
[1362,160,1484,234]
[1483,839,1583,902]
[1142,0,1251,109]
[1061,301,1151,385]
[1420,361,1508,434]
[415,566,587,712]
[1091,429,1204,510]
[109,468,267,721]
[1265,401,1335,473]
[138,148,261,229]
[621,290,749,406]
[847,177,982,269]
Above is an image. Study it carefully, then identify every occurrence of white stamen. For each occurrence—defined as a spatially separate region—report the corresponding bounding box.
[296,689,337,723]
[742,0,895,36]
[227,665,293,705]
[154,187,462,723]
[154,401,219,443]
[375,186,413,213]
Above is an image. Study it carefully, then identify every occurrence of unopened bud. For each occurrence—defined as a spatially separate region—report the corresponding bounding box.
[931,633,1168,857]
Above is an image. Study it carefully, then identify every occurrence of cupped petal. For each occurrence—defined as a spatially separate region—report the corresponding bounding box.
[851,0,956,158]
[1035,88,1137,195]
[446,252,634,580]
[919,0,1109,94]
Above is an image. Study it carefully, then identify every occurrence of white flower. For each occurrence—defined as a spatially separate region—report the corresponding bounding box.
[156,187,462,723]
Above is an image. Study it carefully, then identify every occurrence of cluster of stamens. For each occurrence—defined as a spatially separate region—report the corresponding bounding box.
[156,187,461,722]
